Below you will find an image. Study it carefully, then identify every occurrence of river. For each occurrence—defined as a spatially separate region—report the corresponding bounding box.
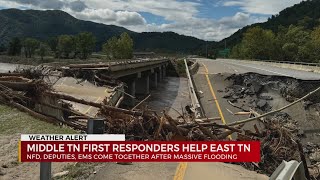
[145,77,190,118]
[0,63,31,73]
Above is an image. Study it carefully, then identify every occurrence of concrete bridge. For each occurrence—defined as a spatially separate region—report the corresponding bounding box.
[61,59,170,108]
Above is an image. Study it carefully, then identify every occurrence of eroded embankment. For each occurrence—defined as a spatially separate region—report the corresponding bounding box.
[220,72,320,178]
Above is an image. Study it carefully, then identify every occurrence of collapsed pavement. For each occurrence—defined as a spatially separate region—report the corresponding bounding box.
[217,72,320,179]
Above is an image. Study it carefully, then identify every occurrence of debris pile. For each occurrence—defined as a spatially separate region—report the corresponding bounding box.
[237,112,301,175]
[221,73,320,179]
[61,63,121,87]
[0,66,242,141]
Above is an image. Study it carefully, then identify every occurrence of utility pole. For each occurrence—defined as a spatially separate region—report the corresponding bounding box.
[224,39,227,58]
[206,41,208,58]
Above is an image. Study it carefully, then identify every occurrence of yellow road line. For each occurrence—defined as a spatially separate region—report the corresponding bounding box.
[84,97,101,114]
[173,162,188,180]
[202,63,232,140]
[173,63,232,180]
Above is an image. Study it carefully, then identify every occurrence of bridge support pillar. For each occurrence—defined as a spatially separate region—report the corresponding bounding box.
[136,75,150,95]
[150,73,158,89]
[123,80,136,107]
[157,67,163,82]
[162,67,166,78]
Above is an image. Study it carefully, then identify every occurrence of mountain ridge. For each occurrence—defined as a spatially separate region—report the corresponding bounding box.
[0,8,212,54]
[218,0,320,50]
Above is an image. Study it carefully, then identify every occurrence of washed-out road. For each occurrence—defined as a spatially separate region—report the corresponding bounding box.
[93,58,320,180]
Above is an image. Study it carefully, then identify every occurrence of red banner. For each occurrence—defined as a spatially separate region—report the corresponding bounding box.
[20,141,260,162]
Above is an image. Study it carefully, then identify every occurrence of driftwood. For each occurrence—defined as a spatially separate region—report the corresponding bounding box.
[0,81,35,91]
[228,86,320,126]
[10,101,86,130]
[0,73,24,76]
[132,94,151,110]
[45,92,150,118]
[0,76,31,82]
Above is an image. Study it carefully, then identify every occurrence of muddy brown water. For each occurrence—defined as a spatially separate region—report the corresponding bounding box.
[0,63,31,73]
[0,63,19,73]
[136,77,190,118]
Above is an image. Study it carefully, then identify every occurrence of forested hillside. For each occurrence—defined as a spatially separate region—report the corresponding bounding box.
[0,9,210,54]
[225,0,320,62]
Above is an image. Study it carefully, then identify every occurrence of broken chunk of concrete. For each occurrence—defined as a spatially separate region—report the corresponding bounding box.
[309,149,320,162]
[223,92,233,98]
[256,99,267,108]
[260,95,273,100]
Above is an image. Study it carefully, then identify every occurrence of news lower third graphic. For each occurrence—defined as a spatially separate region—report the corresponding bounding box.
[19,134,260,162]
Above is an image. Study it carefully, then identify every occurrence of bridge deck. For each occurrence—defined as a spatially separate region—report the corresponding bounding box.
[53,77,114,117]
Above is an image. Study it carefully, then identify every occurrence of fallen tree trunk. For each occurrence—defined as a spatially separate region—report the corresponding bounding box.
[11,101,57,124]
[10,101,86,130]
[0,73,24,76]
[0,76,31,82]
[228,85,320,126]
[0,81,34,91]
[45,92,151,118]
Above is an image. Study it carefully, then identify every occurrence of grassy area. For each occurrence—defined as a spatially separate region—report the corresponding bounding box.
[0,105,81,179]
[53,163,103,180]
[0,105,76,135]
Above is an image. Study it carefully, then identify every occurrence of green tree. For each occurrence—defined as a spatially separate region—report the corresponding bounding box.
[102,32,133,59]
[234,27,276,60]
[308,27,320,62]
[7,37,22,56]
[37,43,50,61]
[103,36,119,59]
[281,25,310,61]
[76,32,96,59]
[57,35,75,59]
[47,37,58,58]
[118,32,133,59]
[0,44,6,53]
[22,38,39,58]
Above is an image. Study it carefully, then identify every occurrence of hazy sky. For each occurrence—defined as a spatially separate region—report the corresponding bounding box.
[0,0,304,41]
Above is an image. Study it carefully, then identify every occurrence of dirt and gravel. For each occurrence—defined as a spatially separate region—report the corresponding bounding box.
[217,72,320,178]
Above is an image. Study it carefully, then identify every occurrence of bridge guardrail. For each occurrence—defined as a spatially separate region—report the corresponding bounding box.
[184,59,202,118]
[249,60,320,67]
[63,58,168,69]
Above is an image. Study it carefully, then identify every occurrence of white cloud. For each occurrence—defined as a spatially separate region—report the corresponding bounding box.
[68,8,146,26]
[223,0,304,15]
[0,0,295,41]
[85,0,200,22]
[129,13,266,41]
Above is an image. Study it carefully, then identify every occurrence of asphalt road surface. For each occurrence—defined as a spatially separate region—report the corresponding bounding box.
[177,58,320,180]
[203,58,320,80]
[192,58,316,133]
